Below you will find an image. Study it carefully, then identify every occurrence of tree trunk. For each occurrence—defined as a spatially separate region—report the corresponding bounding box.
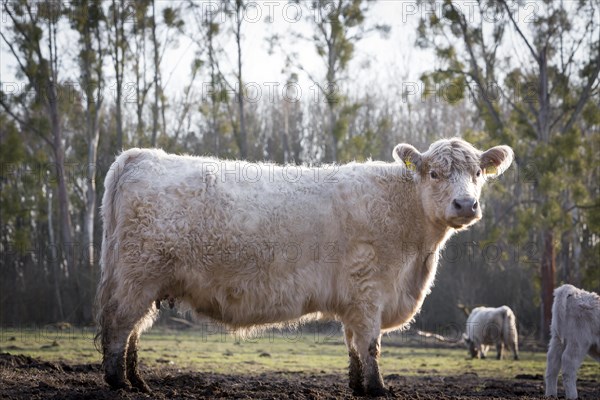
[113,0,124,151]
[44,6,74,276]
[540,229,555,341]
[282,102,289,164]
[134,8,147,141]
[571,208,582,287]
[328,105,337,162]
[207,18,221,156]
[47,187,64,321]
[151,0,160,147]
[83,118,100,268]
[326,45,337,163]
[235,3,247,159]
[538,49,550,142]
[49,82,83,322]
[115,70,123,150]
[81,13,103,270]
[537,46,554,342]
[48,85,73,274]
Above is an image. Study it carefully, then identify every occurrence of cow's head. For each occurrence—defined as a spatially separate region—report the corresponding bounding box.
[393,138,513,230]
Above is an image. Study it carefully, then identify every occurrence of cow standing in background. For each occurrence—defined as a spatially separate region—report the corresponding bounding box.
[545,284,600,400]
[96,138,513,396]
[463,306,520,360]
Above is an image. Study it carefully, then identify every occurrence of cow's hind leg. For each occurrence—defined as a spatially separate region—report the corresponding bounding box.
[560,341,588,400]
[509,338,519,360]
[101,309,132,389]
[126,310,157,393]
[101,286,155,391]
[343,326,364,395]
[544,335,563,397]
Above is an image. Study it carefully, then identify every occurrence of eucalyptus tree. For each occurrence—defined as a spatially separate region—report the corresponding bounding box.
[108,0,128,151]
[295,0,390,162]
[70,0,105,269]
[0,0,75,274]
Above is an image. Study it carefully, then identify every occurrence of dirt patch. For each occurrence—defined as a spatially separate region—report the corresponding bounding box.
[0,353,597,399]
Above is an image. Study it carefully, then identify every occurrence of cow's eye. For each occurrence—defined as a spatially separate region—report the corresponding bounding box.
[476,169,482,177]
[429,171,438,179]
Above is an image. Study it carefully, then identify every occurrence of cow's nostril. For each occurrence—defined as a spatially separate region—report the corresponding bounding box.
[473,201,478,210]
[453,199,462,210]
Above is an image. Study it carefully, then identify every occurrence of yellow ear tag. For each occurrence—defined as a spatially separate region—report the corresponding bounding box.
[485,165,498,175]
[404,159,416,172]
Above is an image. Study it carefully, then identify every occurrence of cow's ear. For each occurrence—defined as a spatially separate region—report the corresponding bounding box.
[480,145,514,177]
[393,144,422,173]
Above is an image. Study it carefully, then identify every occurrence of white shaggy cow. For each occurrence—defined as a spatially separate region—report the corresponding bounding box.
[463,306,519,360]
[545,284,600,399]
[96,138,513,396]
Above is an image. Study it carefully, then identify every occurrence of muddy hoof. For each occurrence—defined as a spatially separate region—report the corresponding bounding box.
[129,376,152,393]
[105,374,131,391]
[351,386,366,396]
[365,385,388,397]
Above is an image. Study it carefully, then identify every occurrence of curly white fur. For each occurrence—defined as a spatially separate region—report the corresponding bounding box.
[545,284,600,399]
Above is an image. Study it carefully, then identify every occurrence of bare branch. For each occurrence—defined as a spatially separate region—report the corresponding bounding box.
[499,0,539,62]
[297,64,327,96]
[452,4,504,131]
[0,30,30,80]
[560,58,600,134]
[3,3,34,46]
[497,84,537,132]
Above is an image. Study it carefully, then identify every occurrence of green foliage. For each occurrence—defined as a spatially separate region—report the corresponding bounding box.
[0,115,25,164]
[0,114,46,251]
[0,117,28,248]
[582,102,600,125]
[163,7,184,30]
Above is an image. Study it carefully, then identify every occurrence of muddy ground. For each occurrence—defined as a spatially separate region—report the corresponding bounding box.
[0,353,597,399]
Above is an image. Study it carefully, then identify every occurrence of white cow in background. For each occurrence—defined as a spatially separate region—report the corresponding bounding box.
[545,284,600,399]
[95,138,513,395]
[463,306,519,360]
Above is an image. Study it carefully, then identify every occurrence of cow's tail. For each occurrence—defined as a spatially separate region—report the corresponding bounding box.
[550,284,572,339]
[94,149,143,354]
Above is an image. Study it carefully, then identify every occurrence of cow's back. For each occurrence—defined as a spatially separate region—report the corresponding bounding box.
[105,149,407,328]
[467,307,507,345]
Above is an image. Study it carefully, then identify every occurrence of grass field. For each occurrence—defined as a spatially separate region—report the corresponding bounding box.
[1,325,598,381]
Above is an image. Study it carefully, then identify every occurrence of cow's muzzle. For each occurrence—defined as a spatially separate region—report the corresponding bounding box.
[452,197,479,218]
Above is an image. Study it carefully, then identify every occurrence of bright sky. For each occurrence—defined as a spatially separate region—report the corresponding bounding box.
[0,1,433,110]
[159,1,433,104]
[1,1,594,110]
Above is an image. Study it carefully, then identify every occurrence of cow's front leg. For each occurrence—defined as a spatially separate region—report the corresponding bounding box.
[496,342,503,360]
[354,329,386,396]
[478,343,486,359]
[343,326,364,395]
